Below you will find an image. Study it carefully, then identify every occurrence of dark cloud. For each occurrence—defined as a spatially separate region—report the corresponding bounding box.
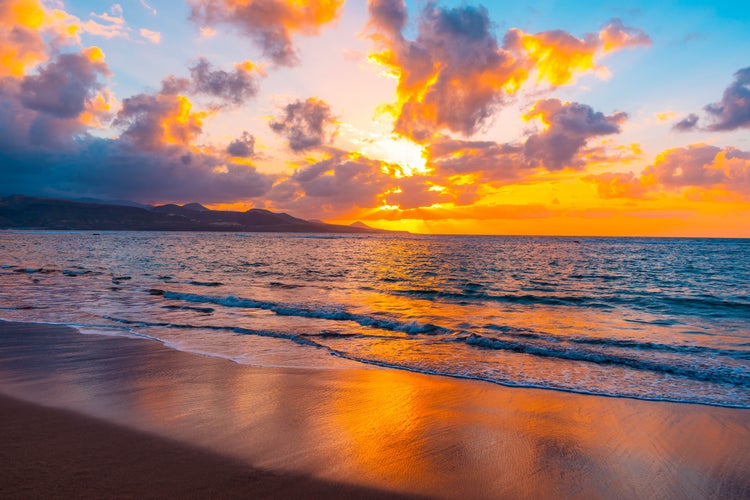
[227,131,255,157]
[20,49,110,119]
[1,76,274,204]
[523,99,627,170]
[704,67,750,131]
[0,82,82,150]
[0,49,113,150]
[27,114,87,149]
[189,58,263,105]
[159,59,263,106]
[161,75,190,95]
[189,0,344,66]
[268,151,395,217]
[0,137,274,203]
[269,97,336,151]
[427,106,629,180]
[672,113,699,131]
[368,0,407,37]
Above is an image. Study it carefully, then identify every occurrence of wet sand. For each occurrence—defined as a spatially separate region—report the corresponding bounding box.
[0,394,409,499]
[1,320,749,498]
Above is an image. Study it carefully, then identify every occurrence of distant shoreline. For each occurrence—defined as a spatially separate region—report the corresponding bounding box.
[0,195,408,234]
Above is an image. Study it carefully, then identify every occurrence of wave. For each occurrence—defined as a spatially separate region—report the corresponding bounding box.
[28,315,748,409]
[393,288,614,308]
[156,290,448,335]
[483,324,750,360]
[463,333,750,387]
[188,281,223,287]
[391,288,750,318]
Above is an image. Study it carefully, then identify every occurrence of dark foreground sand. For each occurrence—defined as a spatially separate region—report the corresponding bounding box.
[0,394,409,499]
[1,320,749,499]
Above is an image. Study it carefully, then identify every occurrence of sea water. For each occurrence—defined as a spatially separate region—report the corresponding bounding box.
[0,231,748,407]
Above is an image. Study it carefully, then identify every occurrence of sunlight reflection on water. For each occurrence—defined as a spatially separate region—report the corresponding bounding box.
[0,231,748,406]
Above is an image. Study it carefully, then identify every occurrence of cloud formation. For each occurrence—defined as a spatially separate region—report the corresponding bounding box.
[0,0,274,206]
[20,47,110,119]
[189,0,344,66]
[523,99,627,170]
[672,113,699,131]
[645,145,750,193]
[673,67,750,132]
[587,145,750,198]
[0,138,274,203]
[268,151,396,217]
[704,67,750,131]
[0,0,71,77]
[0,44,114,150]
[270,97,336,151]
[1,72,273,203]
[115,91,208,151]
[1,70,272,203]
[367,1,649,141]
[267,147,475,218]
[113,58,265,152]
[227,131,255,157]
[426,137,530,182]
[189,58,264,105]
[140,28,161,44]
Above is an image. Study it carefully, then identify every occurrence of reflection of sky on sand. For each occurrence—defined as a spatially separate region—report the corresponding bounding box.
[0,324,747,498]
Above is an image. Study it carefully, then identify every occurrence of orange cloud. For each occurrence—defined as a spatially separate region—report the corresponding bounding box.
[367,1,649,142]
[585,171,649,199]
[598,18,652,53]
[0,0,132,78]
[644,145,750,195]
[189,0,344,65]
[587,144,750,199]
[0,0,50,77]
[116,91,209,150]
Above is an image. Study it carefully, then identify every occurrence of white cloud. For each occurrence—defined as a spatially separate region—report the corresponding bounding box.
[140,28,161,44]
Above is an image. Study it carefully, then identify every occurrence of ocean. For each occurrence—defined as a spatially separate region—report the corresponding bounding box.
[0,231,748,408]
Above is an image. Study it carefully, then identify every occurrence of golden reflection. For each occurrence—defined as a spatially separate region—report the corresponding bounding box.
[3,327,748,498]
[330,369,425,482]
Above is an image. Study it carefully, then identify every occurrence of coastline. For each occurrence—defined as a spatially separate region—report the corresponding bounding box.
[1,319,749,498]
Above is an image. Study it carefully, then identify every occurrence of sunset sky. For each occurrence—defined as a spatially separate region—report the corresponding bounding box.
[1,0,749,236]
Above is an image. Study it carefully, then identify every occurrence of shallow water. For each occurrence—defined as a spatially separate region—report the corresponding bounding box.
[0,231,748,407]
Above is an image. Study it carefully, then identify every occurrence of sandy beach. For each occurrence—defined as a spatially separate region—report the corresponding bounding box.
[1,320,749,498]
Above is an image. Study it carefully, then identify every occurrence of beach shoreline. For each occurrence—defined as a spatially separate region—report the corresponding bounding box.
[1,319,749,498]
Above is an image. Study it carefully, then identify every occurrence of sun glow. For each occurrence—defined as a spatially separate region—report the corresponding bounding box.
[358,135,427,177]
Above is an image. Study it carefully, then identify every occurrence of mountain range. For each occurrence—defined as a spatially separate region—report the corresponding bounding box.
[0,195,402,234]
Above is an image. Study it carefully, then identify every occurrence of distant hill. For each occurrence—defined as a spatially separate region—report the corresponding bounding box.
[0,195,405,234]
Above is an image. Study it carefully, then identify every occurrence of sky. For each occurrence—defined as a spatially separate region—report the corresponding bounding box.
[1,0,749,236]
